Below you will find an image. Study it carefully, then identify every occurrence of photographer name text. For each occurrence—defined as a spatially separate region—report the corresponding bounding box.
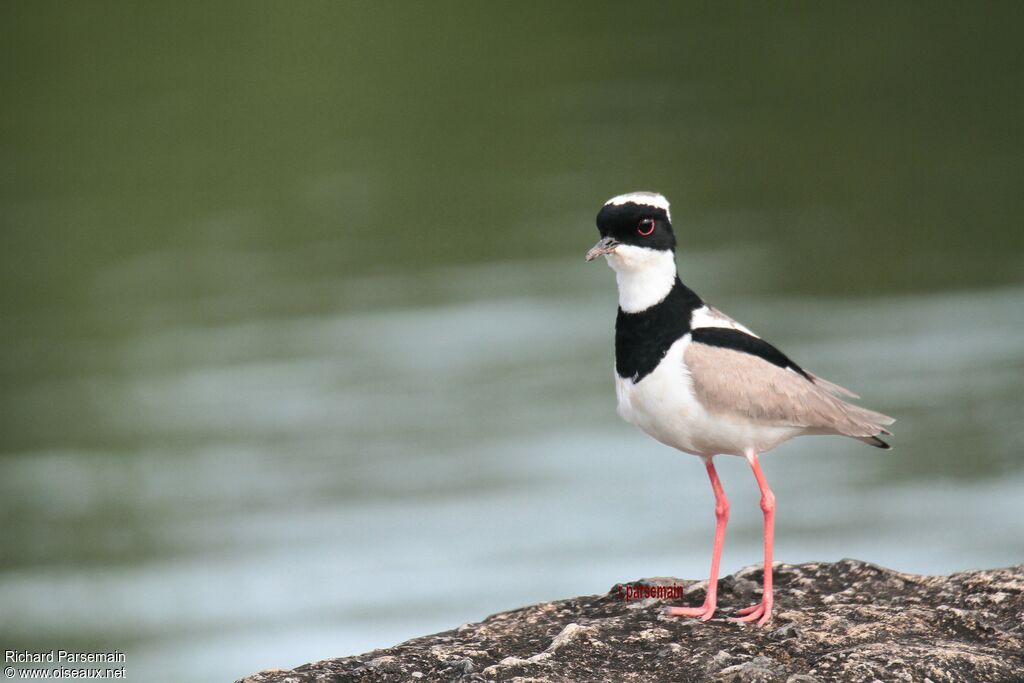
[5,652,125,665]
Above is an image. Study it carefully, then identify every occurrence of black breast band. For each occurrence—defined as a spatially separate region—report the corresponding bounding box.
[615,279,702,382]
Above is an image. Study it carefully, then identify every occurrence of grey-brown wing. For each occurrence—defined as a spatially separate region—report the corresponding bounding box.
[684,340,893,438]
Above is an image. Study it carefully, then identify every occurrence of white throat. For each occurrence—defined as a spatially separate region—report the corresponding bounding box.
[605,245,677,313]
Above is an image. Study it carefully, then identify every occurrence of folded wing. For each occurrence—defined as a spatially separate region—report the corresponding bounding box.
[685,328,894,447]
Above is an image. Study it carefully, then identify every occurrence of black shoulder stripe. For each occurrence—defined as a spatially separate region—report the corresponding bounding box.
[690,327,811,379]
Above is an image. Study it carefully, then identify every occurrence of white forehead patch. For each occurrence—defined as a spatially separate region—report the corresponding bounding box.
[605,191,672,221]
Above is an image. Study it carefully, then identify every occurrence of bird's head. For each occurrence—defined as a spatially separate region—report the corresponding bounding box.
[586,192,676,273]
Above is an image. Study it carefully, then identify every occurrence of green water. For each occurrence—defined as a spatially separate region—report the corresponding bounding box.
[2,4,1022,682]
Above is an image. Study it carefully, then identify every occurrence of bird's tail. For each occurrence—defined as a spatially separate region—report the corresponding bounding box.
[839,403,895,450]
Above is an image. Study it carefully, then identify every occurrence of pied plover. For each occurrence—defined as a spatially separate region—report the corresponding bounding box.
[586,191,894,625]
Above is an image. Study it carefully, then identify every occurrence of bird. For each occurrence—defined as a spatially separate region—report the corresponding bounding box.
[585,191,894,626]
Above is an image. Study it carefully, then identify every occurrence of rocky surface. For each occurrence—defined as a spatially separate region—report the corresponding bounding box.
[238,560,1024,683]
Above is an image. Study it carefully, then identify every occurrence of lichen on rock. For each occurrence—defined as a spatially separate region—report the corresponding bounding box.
[237,560,1024,683]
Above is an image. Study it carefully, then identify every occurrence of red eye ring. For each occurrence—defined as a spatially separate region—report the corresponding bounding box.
[638,218,656,237]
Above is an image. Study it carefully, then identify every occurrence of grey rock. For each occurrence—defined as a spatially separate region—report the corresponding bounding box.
[237,560,1024,683]
[718,655,784,682]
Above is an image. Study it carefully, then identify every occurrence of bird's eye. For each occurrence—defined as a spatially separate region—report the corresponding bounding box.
[637,218,656,237]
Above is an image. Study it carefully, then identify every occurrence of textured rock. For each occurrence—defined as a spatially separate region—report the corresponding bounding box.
[238,560,1024,683]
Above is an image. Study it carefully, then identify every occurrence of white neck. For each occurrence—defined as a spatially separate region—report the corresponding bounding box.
[605,245,677,313]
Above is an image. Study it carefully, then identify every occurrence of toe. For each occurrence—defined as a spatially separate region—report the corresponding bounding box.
[666,603,715,620]
[728,603,765,623]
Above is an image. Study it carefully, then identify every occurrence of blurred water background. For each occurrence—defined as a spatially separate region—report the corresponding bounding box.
[2,3,1023,682]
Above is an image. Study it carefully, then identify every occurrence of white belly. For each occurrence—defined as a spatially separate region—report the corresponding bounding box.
[614,335,799,457]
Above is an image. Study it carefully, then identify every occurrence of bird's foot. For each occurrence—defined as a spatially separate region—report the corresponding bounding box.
[665,602,717,621]
[728,598,773,626]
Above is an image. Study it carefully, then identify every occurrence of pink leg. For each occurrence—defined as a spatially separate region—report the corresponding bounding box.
[667,458,729,621]
[730,451,775,626]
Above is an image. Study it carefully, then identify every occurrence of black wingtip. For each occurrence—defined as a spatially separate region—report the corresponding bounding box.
[855,434,891,449]
[867,436,891,450]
